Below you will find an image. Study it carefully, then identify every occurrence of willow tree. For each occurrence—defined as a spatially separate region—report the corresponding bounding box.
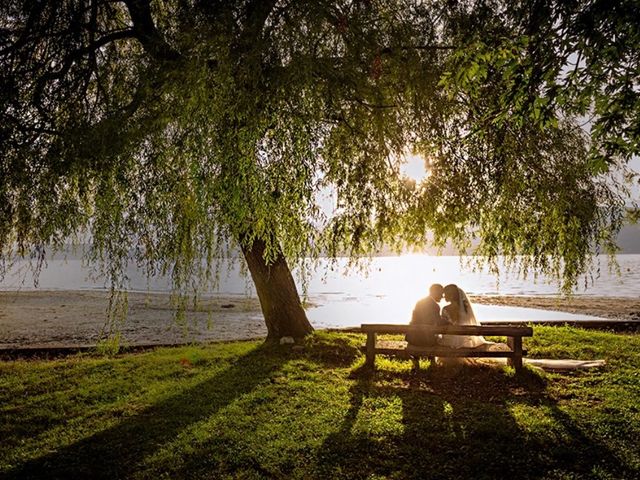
[1,1,636,340]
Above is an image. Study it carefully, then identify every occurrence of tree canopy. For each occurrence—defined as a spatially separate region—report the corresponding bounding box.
[1,0,638,336]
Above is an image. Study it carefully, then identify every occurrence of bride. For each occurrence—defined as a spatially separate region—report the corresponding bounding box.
[439,284,491,348]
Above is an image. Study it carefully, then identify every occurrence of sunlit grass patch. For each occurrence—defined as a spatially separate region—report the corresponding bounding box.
[508,403,570,440]
[374,355,413,373]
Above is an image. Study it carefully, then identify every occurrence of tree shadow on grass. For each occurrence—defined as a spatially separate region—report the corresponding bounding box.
[136,332,366,479]
[5,344,288,480]
[315,362,637,480]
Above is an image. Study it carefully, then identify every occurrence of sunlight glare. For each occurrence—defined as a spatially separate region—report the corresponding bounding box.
[400,153,429,183]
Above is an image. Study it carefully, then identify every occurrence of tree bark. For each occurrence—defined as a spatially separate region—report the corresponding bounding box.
[240,237,314,341]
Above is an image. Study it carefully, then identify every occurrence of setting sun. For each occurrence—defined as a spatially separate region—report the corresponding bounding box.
[400,152,430,183]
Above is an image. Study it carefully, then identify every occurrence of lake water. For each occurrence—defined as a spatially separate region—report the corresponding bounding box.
[2,254,637,326]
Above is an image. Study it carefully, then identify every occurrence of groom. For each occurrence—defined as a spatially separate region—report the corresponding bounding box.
[406,283,446,347]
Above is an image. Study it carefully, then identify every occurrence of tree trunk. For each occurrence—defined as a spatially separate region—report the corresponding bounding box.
[240,237,314,341]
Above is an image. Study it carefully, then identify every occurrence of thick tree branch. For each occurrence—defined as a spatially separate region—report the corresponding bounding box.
[123,0,181,61]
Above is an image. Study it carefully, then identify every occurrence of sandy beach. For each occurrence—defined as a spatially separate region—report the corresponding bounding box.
[1,290,639,348]
[0,290,265,349]
[470,295,640,321]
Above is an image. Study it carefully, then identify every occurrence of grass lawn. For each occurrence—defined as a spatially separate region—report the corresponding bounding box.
[1,327,639,479]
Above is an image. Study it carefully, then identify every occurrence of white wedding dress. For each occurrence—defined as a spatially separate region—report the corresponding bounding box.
[439,287,490,348]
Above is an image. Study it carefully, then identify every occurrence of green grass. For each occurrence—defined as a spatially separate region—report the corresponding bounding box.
[1,326,639,479]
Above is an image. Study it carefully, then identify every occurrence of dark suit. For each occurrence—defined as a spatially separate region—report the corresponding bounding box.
[405,296,443,346]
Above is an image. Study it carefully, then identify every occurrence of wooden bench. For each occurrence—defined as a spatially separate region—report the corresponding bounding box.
[361,324,533,374]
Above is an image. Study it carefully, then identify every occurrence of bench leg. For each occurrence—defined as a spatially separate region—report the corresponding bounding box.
[507,336,523,374]
[365,332,376,368]
[411,356,420,373]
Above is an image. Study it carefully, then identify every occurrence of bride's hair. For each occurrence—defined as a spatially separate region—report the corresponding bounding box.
[443,284,459,302]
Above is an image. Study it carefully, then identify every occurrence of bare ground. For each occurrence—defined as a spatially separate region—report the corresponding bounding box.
[470,295,640,321]
[0,290,265,348]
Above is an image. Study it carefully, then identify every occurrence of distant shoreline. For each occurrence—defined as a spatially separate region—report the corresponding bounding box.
[5,248,640,261]
[3,254,639,299]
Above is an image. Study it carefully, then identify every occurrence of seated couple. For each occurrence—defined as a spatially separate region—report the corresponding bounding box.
[406,283,488,349]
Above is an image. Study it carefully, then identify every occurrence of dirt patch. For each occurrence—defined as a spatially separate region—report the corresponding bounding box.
[0,290,266,348]
[470,295,640,321]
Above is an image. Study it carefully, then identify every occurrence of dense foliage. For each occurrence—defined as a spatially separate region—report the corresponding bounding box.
[1,1,638,318]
